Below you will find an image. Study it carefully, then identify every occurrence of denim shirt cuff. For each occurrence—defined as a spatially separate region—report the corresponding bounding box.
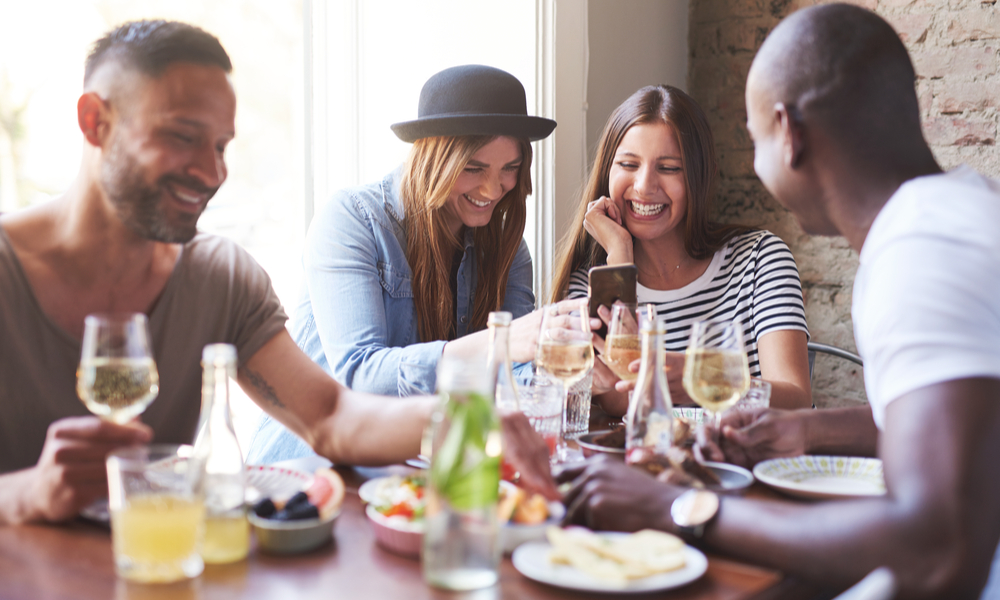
[513,361,533,388]
[398,340,448,396]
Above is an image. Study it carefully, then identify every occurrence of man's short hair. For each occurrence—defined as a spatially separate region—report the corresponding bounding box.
[84,20,232,87]
[752,3,922,157]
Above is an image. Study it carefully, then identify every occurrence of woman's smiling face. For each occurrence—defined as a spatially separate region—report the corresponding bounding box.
[608,122,688,243]
[441,136,522,236]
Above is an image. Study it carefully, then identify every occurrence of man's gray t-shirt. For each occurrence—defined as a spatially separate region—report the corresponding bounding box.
[0,228,288,474]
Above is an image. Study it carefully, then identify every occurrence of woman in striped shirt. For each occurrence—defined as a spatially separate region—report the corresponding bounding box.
[551,85,812,416]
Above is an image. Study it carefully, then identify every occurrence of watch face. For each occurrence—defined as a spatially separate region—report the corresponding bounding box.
[671,490,719,528]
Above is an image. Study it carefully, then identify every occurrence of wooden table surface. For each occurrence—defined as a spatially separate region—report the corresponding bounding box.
[0,408,826,600]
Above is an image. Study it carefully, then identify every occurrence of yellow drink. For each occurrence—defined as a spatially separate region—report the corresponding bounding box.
[537,341,594,384]
[604,334,641,381]
[203,513,250,564]
[683,349,750,413]
[111,495,205,583]
[77,357,159,423]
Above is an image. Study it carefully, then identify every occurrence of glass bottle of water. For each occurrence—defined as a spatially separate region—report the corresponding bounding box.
[423,355,502,591]
[193,344,249,564]
[625,306,674,466]
[486,311,520,414]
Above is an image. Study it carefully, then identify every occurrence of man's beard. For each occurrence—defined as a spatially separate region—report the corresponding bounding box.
[100,137,217,244]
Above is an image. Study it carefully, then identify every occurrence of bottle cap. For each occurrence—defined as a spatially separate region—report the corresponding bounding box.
[202,343,237,365]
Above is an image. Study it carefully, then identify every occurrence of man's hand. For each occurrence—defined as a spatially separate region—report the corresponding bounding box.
[698,409,809,468]
[555,456,679,532]
[500,411,559,500]
[23,417,152,523]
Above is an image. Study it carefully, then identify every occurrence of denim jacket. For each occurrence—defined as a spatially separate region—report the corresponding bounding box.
[247,169,535,464]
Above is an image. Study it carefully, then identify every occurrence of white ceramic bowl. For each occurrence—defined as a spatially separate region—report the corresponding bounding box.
[249,509,339,555]
[365,504,423,558]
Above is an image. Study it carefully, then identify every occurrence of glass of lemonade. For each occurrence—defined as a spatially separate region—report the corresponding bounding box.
[107,445,205,584]
[77,313,159,423]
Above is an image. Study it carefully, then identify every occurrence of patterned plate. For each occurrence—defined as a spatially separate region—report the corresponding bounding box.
[753,456,885,500]
[245,464,312,504]
[673,407,707,424]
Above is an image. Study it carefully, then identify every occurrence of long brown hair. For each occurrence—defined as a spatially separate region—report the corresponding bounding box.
[402,135,532,342]
[550,85,748,302]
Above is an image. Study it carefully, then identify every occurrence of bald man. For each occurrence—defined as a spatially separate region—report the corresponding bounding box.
[557,5,1000,598]
[0,20,554,526]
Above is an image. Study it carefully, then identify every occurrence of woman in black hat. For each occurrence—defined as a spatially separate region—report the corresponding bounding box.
[248,65,556,463]
[550,84,813,418]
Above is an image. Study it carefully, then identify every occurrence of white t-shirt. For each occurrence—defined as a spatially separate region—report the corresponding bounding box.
[853,165,1000,429]
[853,166,1000,599]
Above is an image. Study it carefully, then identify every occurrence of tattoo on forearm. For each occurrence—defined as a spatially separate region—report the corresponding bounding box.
[242,367,285,409]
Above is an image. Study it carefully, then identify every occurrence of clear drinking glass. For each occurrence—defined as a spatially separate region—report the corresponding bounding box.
[518,376,563,459]
[682,320,751,430]
[535,300,594,449]
[423,356,502,591]
[732,377,771,412]
[603,302,641,382]
[563,372,593,438]
[106,444,205,583]
[77,313,159,423]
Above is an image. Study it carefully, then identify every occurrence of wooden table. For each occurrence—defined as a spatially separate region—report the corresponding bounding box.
[0,467,826,600]
[0,407,827,600]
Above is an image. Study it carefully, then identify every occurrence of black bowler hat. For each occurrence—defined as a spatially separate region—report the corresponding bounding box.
[391,65,556,143]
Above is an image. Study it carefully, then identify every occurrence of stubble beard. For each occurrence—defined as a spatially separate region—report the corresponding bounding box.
[100,136,208,244]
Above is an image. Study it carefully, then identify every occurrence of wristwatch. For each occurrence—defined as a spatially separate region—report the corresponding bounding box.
[670,489,719,539]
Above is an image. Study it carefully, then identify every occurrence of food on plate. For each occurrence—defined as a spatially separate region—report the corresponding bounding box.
[600,418,721,488]
[546,527,686,585]
[592,426,626,449]
[251,468,345,522]
[369,474,427,523]
[498,484,550,525]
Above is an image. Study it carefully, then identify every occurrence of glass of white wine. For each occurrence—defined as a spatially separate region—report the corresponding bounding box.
[681,319,750,431]
[603,302,641,382]
[535,300,594,457]
[77,313,160,423]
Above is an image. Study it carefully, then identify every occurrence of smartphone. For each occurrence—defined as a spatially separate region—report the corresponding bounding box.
[588,264,638,338]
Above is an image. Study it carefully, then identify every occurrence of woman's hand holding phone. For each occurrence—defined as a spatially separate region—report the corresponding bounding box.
[584,196,633,265]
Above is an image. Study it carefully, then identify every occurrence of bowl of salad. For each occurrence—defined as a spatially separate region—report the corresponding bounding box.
[358,474,565,558]
[360,474,426,558]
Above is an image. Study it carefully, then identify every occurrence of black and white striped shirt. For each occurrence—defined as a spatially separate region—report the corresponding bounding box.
[568,230,808,377]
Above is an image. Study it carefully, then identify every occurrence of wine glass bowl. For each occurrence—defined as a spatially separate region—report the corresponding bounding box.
[535,300,594,455]
[681,320,750,430]
[76,313,159,423]
[535,300,594,388]
[602,302,641,382]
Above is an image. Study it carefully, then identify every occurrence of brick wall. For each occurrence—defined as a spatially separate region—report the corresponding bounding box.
[688,0,999,407]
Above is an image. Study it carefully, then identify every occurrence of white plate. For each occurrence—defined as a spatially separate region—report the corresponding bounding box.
[512,533,708,594]
[245,464,312,503]
[753,456,885,500]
